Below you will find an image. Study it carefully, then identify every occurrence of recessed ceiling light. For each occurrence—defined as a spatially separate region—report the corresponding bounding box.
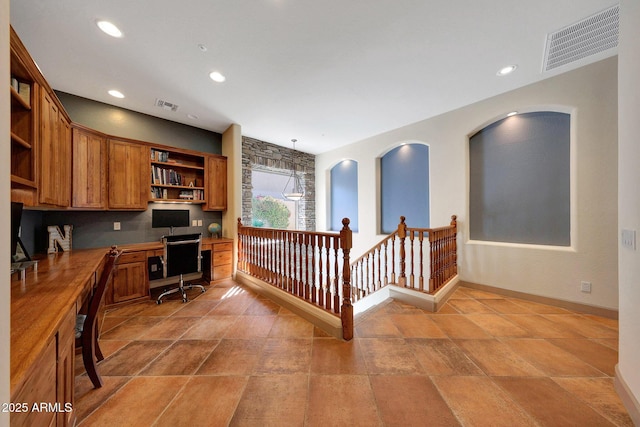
[209,71,226,83]
[108,89,125,98]
[497,65,517,76]
[198,44,208,52]
[507,111,518,117]
[97,20,123,38]
[186,114,199,120]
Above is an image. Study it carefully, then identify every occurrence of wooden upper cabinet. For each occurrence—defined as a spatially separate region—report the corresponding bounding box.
[108,139,149,210]
[72,126,107,209]
[205,155,227,211]
[38,88,71,207]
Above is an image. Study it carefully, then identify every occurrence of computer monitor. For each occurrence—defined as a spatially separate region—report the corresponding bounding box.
[151,209,189,235]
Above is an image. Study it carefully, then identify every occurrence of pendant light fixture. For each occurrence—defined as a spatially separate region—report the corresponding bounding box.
[282,139,305,201]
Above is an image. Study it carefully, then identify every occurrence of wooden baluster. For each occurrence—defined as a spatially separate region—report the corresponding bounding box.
[311,234,317,304]
[288,232,294,293]
[398,216,407,287]
[390,235,396,284]
[325,235,332,311]
[271,229,276,284]
[303,234,309,300]
[317,236,324,308]
[376,246,382,290]
[409,229,415,288]
[418,230,425,291]
[333,236,340,313]
[383,240,389,286]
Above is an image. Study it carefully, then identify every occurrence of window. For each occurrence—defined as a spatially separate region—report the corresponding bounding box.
[380,143,430,233]
[251,170,296,229]
[469,111,570,245]
[330,160,358,231]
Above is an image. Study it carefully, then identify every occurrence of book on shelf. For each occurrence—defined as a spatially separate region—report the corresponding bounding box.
[150,149,169,162]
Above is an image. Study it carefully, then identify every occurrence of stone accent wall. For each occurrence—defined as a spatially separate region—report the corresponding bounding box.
[242,136,316,231]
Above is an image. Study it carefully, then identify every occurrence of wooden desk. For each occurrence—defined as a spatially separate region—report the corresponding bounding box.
[11,247,107,426]
[9,237,234,426]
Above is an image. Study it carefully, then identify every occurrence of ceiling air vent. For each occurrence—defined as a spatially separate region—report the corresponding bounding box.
[155,99,179,112]
[543,4,619,72]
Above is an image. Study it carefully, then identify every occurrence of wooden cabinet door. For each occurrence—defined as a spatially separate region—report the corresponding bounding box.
[108,139,149,210]
[205,155,227,211]
[10,338,57,427]
[58,113,72,207]
[38,88,71,207]
[72,127,107,209]
[112,261,148,304]
[56,307,76,427]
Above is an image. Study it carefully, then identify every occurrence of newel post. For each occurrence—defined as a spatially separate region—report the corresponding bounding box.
[340,218,354,341]
[397,216,407,287]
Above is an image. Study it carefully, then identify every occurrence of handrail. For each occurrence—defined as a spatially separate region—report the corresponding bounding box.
[236,214,457,340]
[237,217,353,339]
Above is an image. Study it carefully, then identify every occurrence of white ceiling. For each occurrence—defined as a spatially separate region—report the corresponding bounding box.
[10,0,618,154]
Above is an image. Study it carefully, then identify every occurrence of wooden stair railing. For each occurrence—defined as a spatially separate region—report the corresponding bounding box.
[350,215,458,300]
[237,218,354,339]
[236,215,456,340]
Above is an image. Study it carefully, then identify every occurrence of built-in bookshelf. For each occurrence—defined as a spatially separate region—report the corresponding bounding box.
[10,32,37,192]
[150,148,206,203]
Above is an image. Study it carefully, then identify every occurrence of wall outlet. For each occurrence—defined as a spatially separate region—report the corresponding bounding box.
[197,219,203,226]
[191,219,198,227]
[580,281,592,293]
[621,229,636,250]
[113,222,121,231]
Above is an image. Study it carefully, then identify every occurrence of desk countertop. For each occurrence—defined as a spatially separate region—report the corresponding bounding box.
[10,237,234,395]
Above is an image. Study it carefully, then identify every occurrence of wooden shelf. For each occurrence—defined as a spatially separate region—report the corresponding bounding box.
[10,86,31,110]
[150,198,206,204]
[11,174,37,188]
[11,131,32,149]
[151,161,204,171]
[150,184,205,190]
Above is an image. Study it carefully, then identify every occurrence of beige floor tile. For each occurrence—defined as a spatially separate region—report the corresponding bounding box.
[100,316,165,340]
[355,315,402,338]
[180,315,238,339]
[139,339,219,376]
[542,314,619,339]
[429,315,493,339]
[230,375,308,426]
[80,376,189,426]
[507,298,572,314]
[409,338,483,376]
[197,338,265,375]
[477,298,534,314]
[310,337,367,374]
[306,375,381,427]
[503,338,605,376]
[170,300,220,317]
[136,316,200,340]
[494,377,618,426]
[98,340,173,376]
[466,313,530,337]
[254,338,312,374]
[455,339,544,376]
[370,375,460,427]
[359,338,422,374]
[432,375,537,426]
[547,338,618,376]
[156,376,248,427]
[74,376,131,422]
[552,377,635,426]
[224,315,276,338]
[448,298,497,314]
[502,314,586,338]
[389,313,448,338]
[268,314,315,338]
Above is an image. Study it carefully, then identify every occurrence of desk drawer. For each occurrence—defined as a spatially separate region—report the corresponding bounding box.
[212,251,232,266]
[213,264,232,281]
[213,242,233,252]
[118,251,146,264]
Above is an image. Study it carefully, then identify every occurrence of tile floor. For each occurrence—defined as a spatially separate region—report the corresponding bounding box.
[74,280,633,426]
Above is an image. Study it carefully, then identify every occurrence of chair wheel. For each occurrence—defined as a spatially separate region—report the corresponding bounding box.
[182,298,188,303]
[156,300,163,305]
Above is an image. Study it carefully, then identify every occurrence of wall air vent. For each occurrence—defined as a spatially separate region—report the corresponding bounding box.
[543,4,618,72]
[155,99,179,112]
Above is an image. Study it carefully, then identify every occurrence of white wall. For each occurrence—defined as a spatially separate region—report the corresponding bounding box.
[2,0,12,424]
[316,56,618,309]
[617,0,640,414]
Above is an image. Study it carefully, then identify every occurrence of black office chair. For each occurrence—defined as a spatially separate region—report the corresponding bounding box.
[157,233,206,304]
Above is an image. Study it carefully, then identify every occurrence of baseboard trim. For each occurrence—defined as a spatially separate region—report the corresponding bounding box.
[459,281,618,319]
[235,271,343,339]
[615,365,640,426]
